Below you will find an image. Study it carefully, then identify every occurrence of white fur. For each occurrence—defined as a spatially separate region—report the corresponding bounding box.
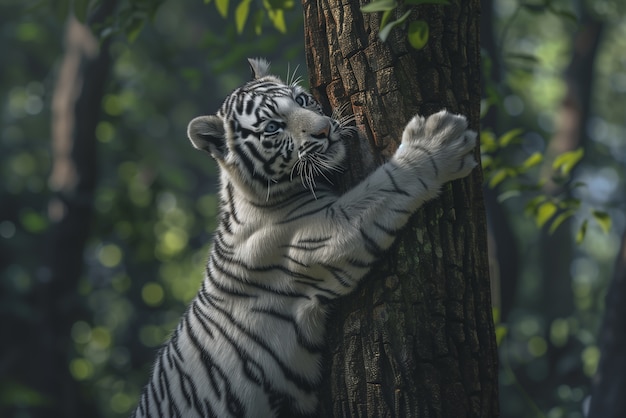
[133,63,477,418]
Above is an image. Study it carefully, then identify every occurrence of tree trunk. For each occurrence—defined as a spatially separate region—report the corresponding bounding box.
[536,12,604,399]
[588,228,626,417]
[539,11,604,324]
[302,1,498,416]
[25,5,115,417]
[480,0,519,322]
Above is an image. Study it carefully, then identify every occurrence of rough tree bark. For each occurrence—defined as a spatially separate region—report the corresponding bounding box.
[589,228,626,417]
[302,1,498,416]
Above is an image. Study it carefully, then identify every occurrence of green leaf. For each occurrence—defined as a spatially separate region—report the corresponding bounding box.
[492,307,500,324]
[380,9,393,29]
[216,0,229,17]
[361,0,397,13]
[380,9,395,28]
[559,197,581,210]
[548,210,575,234]
[265,0,294,9]
[235,0,252,33]
[125,18,145,43]
[405,0,449,4]
[480,155,493,170]
[378,10,411,42]
[552,148,584,176]
[547,4,578,23]
[576,219,588,244]
[497,190,521,203]
[0,382,53,407]
[253,10,264,35]
[535,201,557,228]
[268,9,286,33]
[488,168,509,189]
[20,209,48,234]
[498,128,523,147]
[591,210,612,234]
[480,131,497,153]
[407,20,429,49]
[506,52,540,64]
[524,195,546,216]
[495,324,508,346]
[522,3,547,14]
[520,151,543,170]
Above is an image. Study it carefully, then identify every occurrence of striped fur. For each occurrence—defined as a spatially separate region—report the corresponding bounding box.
[133,58,477,418]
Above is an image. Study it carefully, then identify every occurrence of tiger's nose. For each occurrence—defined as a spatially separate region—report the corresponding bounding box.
[307,121,330,139]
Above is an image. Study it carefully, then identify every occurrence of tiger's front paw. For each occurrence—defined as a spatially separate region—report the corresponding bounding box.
[397,110,477,183]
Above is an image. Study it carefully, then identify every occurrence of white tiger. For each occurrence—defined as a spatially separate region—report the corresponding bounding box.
[132,58,477,418]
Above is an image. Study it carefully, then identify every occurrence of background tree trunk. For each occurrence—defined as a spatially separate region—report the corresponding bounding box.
[22,5,115,417]
[539,9,604,325]
[536,10,604,398]
[480,0,519,322]
[302,1,499,416]
[588,227,626,418]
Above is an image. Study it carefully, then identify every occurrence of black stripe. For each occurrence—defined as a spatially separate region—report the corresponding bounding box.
[382,165,411,196]
[292,279,341,299]
[412,144,439,177]
[205,261,257,299]
[360,227,385,257]
[185,312,245,418]
[373,220,400,236]
[347,257,373,269]
[320,264,354,288]
[281,243,326,252]
[279,202,334,224]
[245,99,255,115]
[339,207,351,222]
[212,245,324,285]
[297,236,331,244]
[225,182,242,225]
[249,306,325,352]
[210,253,311,299]
[198,293,319,391]
[246,189,311,209]
[233,144,268,185]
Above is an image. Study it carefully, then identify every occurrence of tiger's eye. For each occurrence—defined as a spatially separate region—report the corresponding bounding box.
[264,122,281,133]
[295,94,308,107]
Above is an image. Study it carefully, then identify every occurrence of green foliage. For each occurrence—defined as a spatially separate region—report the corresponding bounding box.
[0,382,53,407]
[481,130,612,243]
[493,307,508,346]
[360,0,449,47]
[407,20,429,49]
[40,0,297,40]
[483,3,626,417]
[205,0,296,34]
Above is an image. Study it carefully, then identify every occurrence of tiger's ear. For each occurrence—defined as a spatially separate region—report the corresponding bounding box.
[248,57,270,79]
[187,115,226,160]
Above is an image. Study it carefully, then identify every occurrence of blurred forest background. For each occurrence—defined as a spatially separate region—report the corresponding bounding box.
[1,0,625,417]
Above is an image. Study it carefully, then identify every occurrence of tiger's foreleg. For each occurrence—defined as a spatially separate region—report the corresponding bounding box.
[314,110,477,294]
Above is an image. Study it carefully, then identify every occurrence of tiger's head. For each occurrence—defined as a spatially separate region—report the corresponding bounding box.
[187,58,354,201]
